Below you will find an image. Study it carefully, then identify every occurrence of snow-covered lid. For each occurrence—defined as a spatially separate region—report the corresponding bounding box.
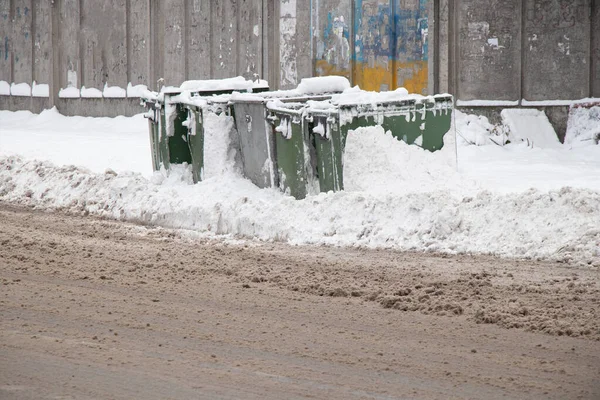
[180,76,268,93]
[296,76,351,95]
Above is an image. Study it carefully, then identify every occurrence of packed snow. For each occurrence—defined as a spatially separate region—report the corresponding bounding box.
[0,107,599,266]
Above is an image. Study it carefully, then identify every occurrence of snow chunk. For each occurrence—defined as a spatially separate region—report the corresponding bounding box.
[10,82,31,96]
[0,80,9,95]
[59,87,80,98]
[32,82,50,97]
[180,76,266,93]
[81,86,103,98]
[103,84,126,98]
[127,83,149,98]
[297,76,350,95]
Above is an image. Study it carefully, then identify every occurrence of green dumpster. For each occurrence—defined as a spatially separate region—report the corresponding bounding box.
[265,101,318,199]
[141,78,270,181]
[231,93,334,199]
[304,108,345,193]
[336,94,453,152]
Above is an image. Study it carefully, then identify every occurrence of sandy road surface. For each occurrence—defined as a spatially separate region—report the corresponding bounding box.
[0,204,599,399]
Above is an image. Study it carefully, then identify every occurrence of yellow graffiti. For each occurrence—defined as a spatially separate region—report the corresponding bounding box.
[314,60,351,81]
[396,61,428,95]
[350,60,428,94]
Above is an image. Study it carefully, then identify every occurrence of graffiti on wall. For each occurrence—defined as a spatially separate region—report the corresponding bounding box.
[313,0,429,94]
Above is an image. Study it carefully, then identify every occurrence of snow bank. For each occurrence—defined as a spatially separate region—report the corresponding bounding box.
[1,107,599,266]
[1,154,598,266]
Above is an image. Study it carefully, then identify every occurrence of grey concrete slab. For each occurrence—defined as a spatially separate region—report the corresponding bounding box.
[456,0,521,101]
[186,0,212,80]
[32,0,51,85]
[58,0,80,90]
[0,0,12,83]
[523,0,591,100]
[211,0,237,79]
[11,0,32,85]
[128,0,150,85]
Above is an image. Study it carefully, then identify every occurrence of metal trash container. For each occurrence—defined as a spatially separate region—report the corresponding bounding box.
[337,94,453,152]
[142,78,269,181]
[231,93,334,199]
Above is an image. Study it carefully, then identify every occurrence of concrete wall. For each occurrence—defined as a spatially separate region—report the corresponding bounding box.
[0,0,598,117]
[440,0,598,103]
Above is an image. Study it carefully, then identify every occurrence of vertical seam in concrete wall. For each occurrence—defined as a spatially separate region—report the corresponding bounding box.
[520,0,525,104]
[449,0,456,96]
[50,0,59,107]
[433,0,440,94]
[30,0,35,85]
[148,0,154,89]
[391,0,398,90]
[9,0,14,83]
[183,0,189,80]
[236,0,241,76]
[351,0,356,86]
[209,0,213,78]
[125,0,131,84]
[273,0,280,89]
[590,0,595,97]
[79,0,84,88]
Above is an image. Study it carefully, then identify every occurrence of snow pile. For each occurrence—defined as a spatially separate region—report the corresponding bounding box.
[454,110,506,146]
[0,108,150,175]
[501,109,560,148]
[1,108,599,266]
[565,104,600,146]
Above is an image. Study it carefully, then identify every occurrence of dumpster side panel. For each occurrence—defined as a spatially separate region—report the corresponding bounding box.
[159,107,170,170]
[187,106,204,183]
[420,109,452,152]
[167,104,192,165]
[233,102,277,189]
[275,117,307,199]
[312,116,344,193]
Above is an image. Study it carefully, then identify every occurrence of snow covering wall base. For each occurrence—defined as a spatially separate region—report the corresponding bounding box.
[0,97,143,118]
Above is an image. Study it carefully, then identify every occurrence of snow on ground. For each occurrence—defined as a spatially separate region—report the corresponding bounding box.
[0,107,599,266]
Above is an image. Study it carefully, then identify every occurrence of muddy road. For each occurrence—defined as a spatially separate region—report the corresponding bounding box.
[1,204,599,399]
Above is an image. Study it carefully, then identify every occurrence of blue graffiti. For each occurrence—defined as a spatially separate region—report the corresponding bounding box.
[321,11,350,69]
[4,37,8,61]
[24,7,29,16]
[353,0,428,63]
